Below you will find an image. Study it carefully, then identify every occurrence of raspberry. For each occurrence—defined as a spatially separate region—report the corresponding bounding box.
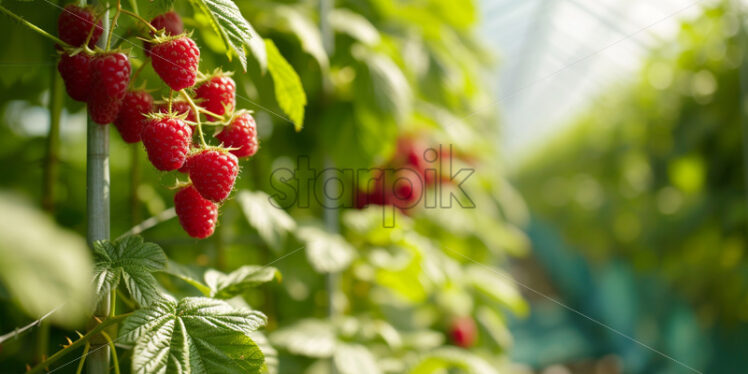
[174,185,218,239]
[157,100,197,123]
[187,150,239,202]
[141,116,192,171]
[114,90,154,143]
[215,111,258,158]
[195,74,235,120]
[88,52,131,125]
[391,169,423,211]
[151,36,200,91]
[449,317,477,348]
[58,4,103,48]
[57,52,91,102]
[144,11,184,57]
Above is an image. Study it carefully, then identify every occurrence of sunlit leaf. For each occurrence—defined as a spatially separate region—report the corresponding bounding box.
[298,226,355,273]
[270,318,336,358]
[266,39,307,130]
[237,190,296,251]
[93,235,167,306]
[205,265,281,299]
[334,344,381,374]
[120,297,267,374]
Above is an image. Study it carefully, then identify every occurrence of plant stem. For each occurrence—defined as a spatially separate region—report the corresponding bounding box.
[105,0,120,51]
[87,2,110,373]
[74,342,90,374]
[43,58,64,212]
[120,8,158,33]
[101,332,120,374]
[181,90,208,148]
[0,4,70,47]
[26,314,130,374]
[126,0,139,16]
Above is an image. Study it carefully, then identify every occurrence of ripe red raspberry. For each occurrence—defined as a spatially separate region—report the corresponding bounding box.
[141,116,192,171]
[151,36,200,91]
[88,52,131,125]
[187,150,239,202]
[449,316,477,348]
[391,169,423,211]
[114,90,154,143]
[58,4,103,48]
[57,52,91,102]
[157,100,197,123]
[144,11,184,57]
[174,185,218,239]
[195,74,235,120]
[215,111,258,158]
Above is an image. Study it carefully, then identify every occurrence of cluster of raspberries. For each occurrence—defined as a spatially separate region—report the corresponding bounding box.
[56,5,259,239]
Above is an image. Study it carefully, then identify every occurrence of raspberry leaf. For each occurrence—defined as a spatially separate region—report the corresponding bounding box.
[93,235,167,306]
[297,226,355,273]
[265,39,307,130]
[204,265,280,299]
[187,0,266,72]
[237,190,296,252]
[119,297,267,374]
[269,319,336,358]
[333,344,381,374]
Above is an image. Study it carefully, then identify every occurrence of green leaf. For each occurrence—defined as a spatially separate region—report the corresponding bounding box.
[269,319,336,358]
[265,39,307,130]
[466,265,528,316]
[187,0,265,71]
[297,226,355,273]
[334,344,381,374]
[353,45,412,123]
[120,297,267,374]
[410,347,497,374]
[249,331,278,374]
[205,265,280,299]
[163,260,212,296]
[0,192,93,328]
[270,5,328,70]
[237,190,296,251]
[330,9,381,46]
[93,235,167,306]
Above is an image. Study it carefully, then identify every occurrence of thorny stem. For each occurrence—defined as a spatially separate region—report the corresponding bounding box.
[101,332,120,374]
[0,5,70,47]
[181,90,209,148]
[26,313,131,374]
[74,342,91,374]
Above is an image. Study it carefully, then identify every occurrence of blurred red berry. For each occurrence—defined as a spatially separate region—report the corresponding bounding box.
[449,317,477,348]
[57,4,103,48]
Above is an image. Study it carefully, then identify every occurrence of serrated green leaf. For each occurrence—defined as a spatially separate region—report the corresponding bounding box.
[120,297,267,374]
[205,265,280,299]
[93,235,167,306]
[334,344,381,374]
[265,39,307,130]
[269,319,336,358]
[298,226,355,273]
[237,190,296,251]
[187,0,265,71]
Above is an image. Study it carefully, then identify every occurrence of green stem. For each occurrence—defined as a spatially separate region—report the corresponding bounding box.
[105,0,121,51]
[126,0,139,16]
[109,289,116,318]
[74,342,91,374]
[43,60,64,212]
[120,8,158,33]
[101,332,120,374]
[0,4,70,47]
[116,289,137,310]
[181,90,208,148]
[26,314,130,374]
[130,146,141,225]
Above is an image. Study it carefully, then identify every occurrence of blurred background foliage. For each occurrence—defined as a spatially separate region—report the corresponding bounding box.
[0,0,528,373]
[513,3,748,373]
